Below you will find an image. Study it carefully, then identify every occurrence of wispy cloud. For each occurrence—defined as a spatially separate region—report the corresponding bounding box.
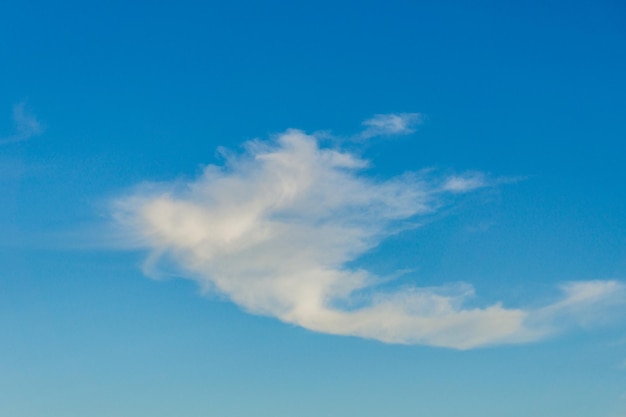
[358,113,423,139]
[441,172,488,193]
[1,102,43,145]
[112,126,625,349]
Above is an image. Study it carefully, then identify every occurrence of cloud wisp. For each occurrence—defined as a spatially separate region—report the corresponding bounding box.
[358,113,423,140]
[1,102,43,145]
[112,128,625,349]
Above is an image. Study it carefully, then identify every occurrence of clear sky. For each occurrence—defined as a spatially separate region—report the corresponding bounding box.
[1,0,626,416]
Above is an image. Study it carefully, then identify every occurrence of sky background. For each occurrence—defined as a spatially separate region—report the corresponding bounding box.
[1,0,626,416]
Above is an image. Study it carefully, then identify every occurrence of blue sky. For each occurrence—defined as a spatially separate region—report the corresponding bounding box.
[1,0,626,415]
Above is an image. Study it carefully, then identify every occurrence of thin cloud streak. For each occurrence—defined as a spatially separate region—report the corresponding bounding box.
[358,113,423,139]
[1,102,43,145]
[112,128,625,349]
[441,173,488,193]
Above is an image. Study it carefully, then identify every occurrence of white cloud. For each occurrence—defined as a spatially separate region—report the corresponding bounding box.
[1,102,43,145]
[112,128,625,349]
[359,113,423,139]
[441,173,487,193]
[531,281,626,329]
